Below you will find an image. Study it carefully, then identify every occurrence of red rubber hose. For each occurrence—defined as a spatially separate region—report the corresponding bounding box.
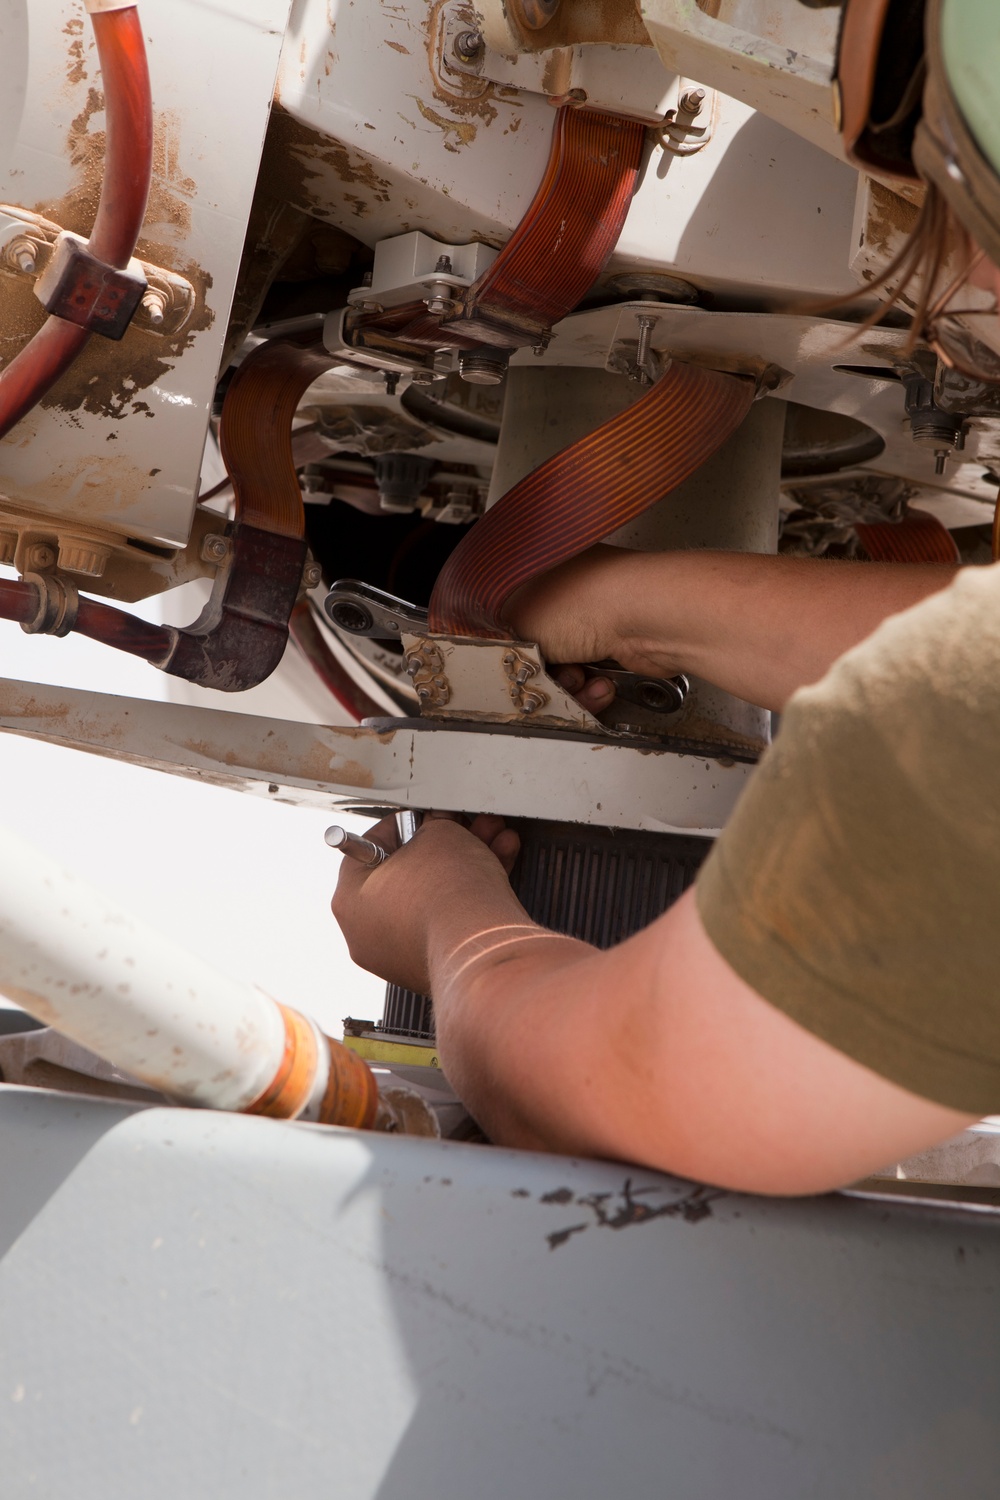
[0,5,152,440]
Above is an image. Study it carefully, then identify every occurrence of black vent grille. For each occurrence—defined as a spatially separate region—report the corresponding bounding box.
[381,985,434,1041]
[379,822,711,1042]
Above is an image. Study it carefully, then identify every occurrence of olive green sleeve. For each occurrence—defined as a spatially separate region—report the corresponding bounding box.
[696,564,1000,1115]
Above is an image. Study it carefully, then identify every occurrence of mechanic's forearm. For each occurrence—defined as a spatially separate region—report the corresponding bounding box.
[615,551,956,710]
[429,910,636,1159]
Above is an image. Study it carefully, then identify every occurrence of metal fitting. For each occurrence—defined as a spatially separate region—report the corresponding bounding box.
[24,541,57,572]
[679,87,706,115]
[34,230,147,342]
[424,288,456,316]
[201,533,231,565]
[453,29,484,63]
[330,599,374,634]
[20,572,79,638]
[633,314,659,385]
[58,538,111,578]
[5,235,38,275]
[903,373,964,474]
[502,648,549,716]
[375,452,433,513]
[423,255,457,315]
[302,559,323,590]
[140,288,167,328]
[458,349,510,386]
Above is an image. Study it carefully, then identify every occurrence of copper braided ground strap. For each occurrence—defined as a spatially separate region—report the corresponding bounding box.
[856,513,960,564]
[429,362,756,638]
[219,338,335,540]
[460,107,647,337]
[354,107,646,353]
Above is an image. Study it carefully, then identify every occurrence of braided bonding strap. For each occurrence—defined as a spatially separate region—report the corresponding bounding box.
[429,361,756,638]
[452,107,647,347]
[856,512,960,563]
[351,107,647,355]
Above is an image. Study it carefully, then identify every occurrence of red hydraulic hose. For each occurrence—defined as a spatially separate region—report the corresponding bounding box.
[0,579,37,627]
[0,4,152,440]
[0,578,172,663]
[74,596,173,661]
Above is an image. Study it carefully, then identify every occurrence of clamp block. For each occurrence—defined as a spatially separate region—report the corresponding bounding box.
[34,231,146,341]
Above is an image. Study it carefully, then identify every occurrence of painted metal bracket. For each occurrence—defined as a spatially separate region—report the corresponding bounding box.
[0,678,753,834]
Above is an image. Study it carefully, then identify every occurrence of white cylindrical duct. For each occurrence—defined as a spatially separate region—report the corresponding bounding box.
[0,825,290,1111]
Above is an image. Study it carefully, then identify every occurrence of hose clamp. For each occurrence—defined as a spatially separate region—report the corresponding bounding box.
[34,231,147,342]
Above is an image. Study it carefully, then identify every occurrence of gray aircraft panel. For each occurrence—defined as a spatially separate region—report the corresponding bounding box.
[0,1086,997,1498]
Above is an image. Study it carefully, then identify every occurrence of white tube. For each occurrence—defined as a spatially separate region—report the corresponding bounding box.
[0,826,286,1110]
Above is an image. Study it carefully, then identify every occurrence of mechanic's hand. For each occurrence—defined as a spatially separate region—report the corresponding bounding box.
[330,812,521,995]
[504,545,655,713]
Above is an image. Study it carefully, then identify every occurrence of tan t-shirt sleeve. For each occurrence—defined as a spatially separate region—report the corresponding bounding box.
[696,563,1000,1116]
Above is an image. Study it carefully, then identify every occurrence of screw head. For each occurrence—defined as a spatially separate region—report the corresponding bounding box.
[26,542,56,571]
[302,561,322,589]
[202,533,229,564]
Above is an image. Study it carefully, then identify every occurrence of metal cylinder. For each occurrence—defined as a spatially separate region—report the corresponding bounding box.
[0,825,377,1127]
[487,365,785,751]
[380,820,711,1041]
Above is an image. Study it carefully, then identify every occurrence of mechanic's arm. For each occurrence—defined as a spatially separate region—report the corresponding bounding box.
[507,548,956,713]
[332,815,974,1196]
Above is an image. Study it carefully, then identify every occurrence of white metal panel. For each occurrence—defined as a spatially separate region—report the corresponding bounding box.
[0,0,291,546]
[278,0,860,304]
[0,677,754,834]
[515,301,1000,505]
[639,0,843,158]
[276,0,555,247]
[613,99,860,302]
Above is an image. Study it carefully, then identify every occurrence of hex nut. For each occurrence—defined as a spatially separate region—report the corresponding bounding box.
[201,533,230,564]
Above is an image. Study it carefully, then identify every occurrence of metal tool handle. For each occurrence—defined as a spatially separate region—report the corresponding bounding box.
[324,825,389,867]
[395,810,422,844]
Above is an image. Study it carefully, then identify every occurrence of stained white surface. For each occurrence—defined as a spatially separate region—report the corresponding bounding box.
[0,615,385,1035]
